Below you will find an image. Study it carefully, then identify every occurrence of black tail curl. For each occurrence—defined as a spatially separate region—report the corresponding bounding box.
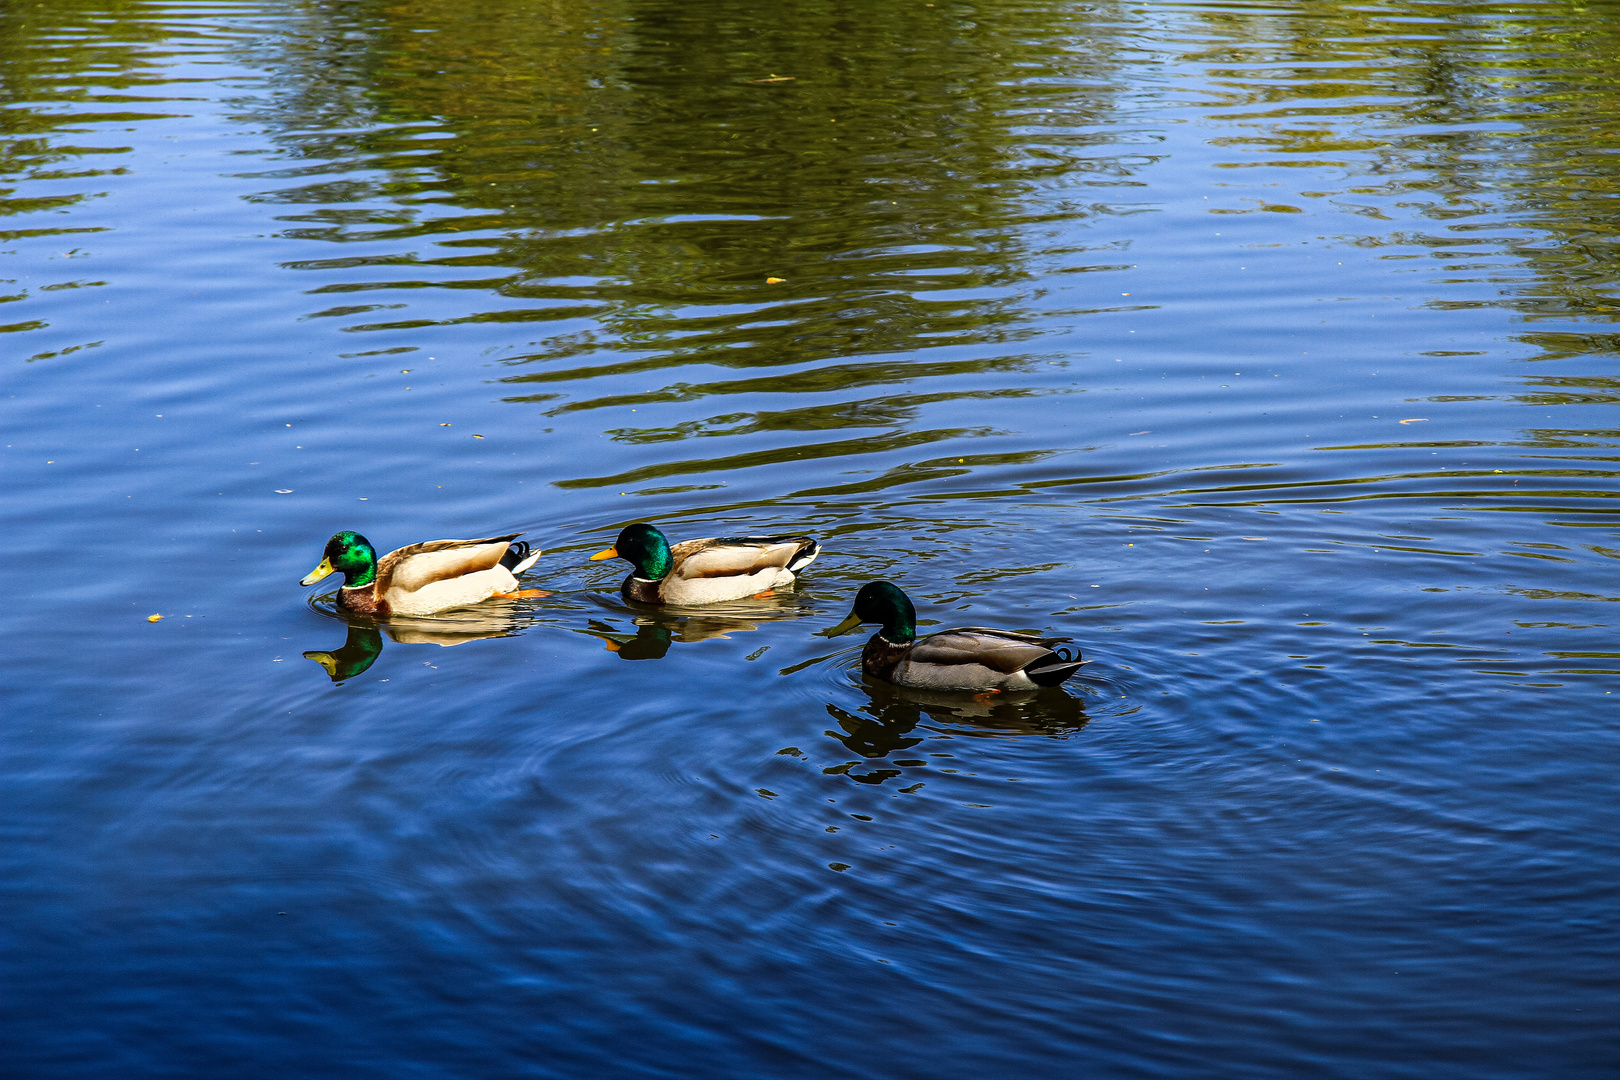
[786,537,821,572]
[499,541,533,571]
[1025,646,1085,688]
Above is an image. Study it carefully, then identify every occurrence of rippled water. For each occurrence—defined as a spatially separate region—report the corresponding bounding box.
[5,1,1618,1075]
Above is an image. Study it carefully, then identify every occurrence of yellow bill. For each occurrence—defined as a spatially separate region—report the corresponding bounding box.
[819,611,868,638]
[589,547,618,561]
[300,556,335,586]
[303,650,339,677]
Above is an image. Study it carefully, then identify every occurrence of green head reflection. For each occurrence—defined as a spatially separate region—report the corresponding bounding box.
[303,624,384,682]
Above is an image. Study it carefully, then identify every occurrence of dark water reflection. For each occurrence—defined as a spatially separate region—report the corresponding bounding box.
[302,598,537,680]
[304,623,384,681]
[821,680,1091,788]
[5,1,1620,1077]
[580,592,822,659]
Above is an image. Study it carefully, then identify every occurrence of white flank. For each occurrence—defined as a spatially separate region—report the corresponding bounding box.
[661,565,797,605]
[387,541,510,593]
[385,565,518,616]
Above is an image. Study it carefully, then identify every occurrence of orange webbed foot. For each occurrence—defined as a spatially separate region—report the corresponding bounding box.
[752,589,775,599]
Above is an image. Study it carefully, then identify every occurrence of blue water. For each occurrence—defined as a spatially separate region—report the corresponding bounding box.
[4,1,1618,1075]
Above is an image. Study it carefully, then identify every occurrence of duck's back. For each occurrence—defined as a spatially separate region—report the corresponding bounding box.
[651,535,819,603]
[872,627,1081,690]
[378,535,520,615]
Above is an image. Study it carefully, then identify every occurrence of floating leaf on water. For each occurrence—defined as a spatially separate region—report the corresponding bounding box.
[147,614,162,622]
[766,277,785,284]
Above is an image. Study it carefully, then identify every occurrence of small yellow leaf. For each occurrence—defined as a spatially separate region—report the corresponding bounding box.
[472,434,484,439]
[1398,418,1429,424]
[766,277,786,284]
[147,614,163,622]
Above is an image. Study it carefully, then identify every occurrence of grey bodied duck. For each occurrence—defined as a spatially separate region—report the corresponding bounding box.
[824,580,1084,691]
[300,531,542,617]
[589,522,819,605]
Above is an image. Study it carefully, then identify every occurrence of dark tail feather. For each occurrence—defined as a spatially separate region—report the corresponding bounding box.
[786,537,820,573]
[1025,647,1085,687]
[500,540,532,571]
[717,534,820,572]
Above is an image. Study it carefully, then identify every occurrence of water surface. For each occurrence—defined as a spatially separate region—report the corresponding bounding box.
[4,1,1618,1076]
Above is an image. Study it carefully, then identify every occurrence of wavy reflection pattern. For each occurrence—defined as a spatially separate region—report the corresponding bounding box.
[212,0,1620,524]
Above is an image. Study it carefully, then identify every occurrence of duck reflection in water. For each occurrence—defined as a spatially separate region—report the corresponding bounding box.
[580,594,815,661]
[823,681,1088,786]
[303,603,531,683]
[581,619,677,660]
[304,624,385,682]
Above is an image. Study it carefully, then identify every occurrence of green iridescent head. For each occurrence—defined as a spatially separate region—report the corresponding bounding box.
[590,522,673,580]
[824,580,918,642]
[301,531,378,589]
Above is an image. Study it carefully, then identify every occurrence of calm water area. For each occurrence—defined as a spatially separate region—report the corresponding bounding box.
[4,1,1618,1075]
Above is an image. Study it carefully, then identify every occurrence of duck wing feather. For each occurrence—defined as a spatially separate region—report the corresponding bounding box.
[377,534,521,596]
[669,535,818,580]
[908,627,1073,675]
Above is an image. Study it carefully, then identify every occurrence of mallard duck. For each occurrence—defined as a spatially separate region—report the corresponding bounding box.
[589,522,819,605]
[300,531,542,617]
[823,580,1084,691]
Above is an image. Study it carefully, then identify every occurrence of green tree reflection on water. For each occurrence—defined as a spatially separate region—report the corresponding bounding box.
[240,0,1141,486]
[233,0,1620,482]
[9,0,1620,493]
[1187,0,1620,327]
[0,1,181,244]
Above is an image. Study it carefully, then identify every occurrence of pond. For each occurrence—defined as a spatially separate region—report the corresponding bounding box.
[3,1,1617,1076]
